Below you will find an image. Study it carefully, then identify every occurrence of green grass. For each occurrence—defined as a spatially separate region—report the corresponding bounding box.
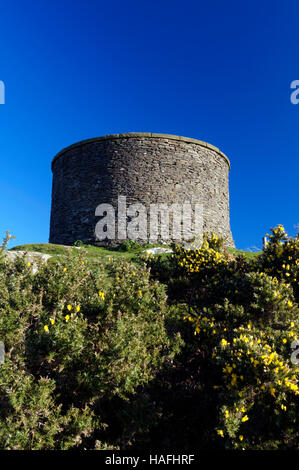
[227,247,261,260]
[10,243,76,257]
[9,243,141,265]
[8,242,173,268]
[9,242,261,264]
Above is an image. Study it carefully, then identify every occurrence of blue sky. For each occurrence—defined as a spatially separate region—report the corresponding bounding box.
[0,0,298,250]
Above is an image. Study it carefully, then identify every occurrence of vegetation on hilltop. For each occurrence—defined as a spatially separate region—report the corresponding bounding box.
[0,226,298,450]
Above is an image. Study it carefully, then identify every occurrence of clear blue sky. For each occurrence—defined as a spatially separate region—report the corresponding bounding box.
[0,0,298,250]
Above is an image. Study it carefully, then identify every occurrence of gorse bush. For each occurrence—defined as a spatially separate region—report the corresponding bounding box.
[0,226,298,450]
[183,278,298,449]
[0,237,182,449]
[255,225,299,302]
[145,226,298,449]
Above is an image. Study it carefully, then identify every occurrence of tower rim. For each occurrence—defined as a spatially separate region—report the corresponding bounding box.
[51,132,230,171]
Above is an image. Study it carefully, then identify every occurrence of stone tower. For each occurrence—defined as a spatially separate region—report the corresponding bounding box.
[49,132,234,247]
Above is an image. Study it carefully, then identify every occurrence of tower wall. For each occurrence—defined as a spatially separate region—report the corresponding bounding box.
[50,133,234,247]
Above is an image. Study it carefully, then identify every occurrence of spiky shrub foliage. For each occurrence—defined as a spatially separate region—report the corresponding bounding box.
[162,227,299,449]
[255,225,299,302]
[0,238,182,450]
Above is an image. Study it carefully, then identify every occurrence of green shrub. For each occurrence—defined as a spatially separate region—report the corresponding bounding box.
[155,227,299,449]
[0,361,98,450]
[254,225,299,302]
[0,237,182,449]
[117,240,143,252]
[1,226,298,450]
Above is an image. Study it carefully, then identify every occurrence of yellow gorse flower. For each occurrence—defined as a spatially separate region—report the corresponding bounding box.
[44,325,49,332]
[65,315,70,322]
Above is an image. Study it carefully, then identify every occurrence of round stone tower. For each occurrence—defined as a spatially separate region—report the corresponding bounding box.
[49,132,234,247]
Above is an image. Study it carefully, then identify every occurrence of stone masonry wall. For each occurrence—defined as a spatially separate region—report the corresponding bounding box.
[49,133,234,247]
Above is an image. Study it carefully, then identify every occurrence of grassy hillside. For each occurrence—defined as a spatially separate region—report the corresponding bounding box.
[9,242,139,263]
[9,242,261,264]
